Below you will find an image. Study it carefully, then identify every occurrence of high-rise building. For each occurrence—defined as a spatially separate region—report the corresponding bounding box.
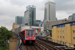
[44,1,56,21]
[68,13,75,21]
[15,16,24,25]
[34,20,41,26]
[24,5,36,26]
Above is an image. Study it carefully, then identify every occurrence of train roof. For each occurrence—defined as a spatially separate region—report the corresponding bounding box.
[19,29,35,33]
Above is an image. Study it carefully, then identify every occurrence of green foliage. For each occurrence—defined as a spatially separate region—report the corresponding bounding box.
[0,26,13,50]
[47,28,49,32]
[45,36,48,40]
[0,45,9,50]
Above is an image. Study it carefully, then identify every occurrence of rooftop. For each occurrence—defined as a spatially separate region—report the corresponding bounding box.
[52,21,75,26]
[45,1,55,5]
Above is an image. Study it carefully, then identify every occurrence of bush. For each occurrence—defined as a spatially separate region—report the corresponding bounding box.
[45,37,48,40]
[0,26,13,50]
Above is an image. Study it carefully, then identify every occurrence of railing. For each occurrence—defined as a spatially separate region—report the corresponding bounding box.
[13,32,21,50]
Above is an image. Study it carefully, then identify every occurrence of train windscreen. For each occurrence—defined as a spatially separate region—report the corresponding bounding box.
[26,30,35,37]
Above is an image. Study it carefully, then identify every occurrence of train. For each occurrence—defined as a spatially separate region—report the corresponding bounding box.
[19,29,37,44]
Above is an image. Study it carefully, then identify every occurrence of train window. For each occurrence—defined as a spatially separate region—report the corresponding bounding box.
[31,31,35,37]
[26,31,29,37]
[26,30,35,37]
[21,31,24,36]
[30,30,35,37]
[31,31,33,37]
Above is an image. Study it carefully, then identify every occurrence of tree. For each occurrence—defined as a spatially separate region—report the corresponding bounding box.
[46,28,52,37]
[0,26,13,50]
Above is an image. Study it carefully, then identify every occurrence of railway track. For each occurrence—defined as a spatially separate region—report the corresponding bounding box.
[21,41,62,50]
[38,37,75,50]
[37,38,63,50]
[21,43,48,50]
[20,37,75,50]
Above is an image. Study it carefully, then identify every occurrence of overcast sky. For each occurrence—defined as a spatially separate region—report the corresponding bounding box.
[0,0,75,30]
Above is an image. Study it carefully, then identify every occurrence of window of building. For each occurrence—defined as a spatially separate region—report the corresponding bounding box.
[60,31,61,33]
[73,30,75,33]
[63,36,64,38]
[73,37,75,40]
[60,36,61,38]
[58,36,59,38]
[63,31,64,33]
[58,31,59,33]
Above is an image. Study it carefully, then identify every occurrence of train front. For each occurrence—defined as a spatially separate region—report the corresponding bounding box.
[24,29,37,44]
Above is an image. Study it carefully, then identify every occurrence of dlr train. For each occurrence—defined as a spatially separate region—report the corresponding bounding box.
[19,29,37,44]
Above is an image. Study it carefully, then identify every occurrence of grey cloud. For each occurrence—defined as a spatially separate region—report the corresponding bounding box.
[0,15,14,30]
[54,0,75,12]
[9,0,42,6]
[0,0,75,30]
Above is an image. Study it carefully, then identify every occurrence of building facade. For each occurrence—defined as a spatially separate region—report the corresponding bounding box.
[68,13,75,21]
[24,5,36,26]
[49,18,69,30]
[52,21,75,47]
[34,20,41,26]
[44,1,56,21]
[12,23,19,32]
[15,16,24,25]
[42,18,69,30]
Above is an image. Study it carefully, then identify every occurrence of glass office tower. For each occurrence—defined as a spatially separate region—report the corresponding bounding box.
[34,20,41,26]
[24,5,36,26]
[68,13,75,21]
[15,16,24,25]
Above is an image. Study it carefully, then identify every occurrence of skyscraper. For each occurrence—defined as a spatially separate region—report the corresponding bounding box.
[24,5,36,26]
[44,1,56,21]
[68,13,75,21]
[15,16,24,25]
[34,20,41,26]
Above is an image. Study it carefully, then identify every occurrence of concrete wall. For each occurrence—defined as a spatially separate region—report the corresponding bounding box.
[9,37,19,50]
